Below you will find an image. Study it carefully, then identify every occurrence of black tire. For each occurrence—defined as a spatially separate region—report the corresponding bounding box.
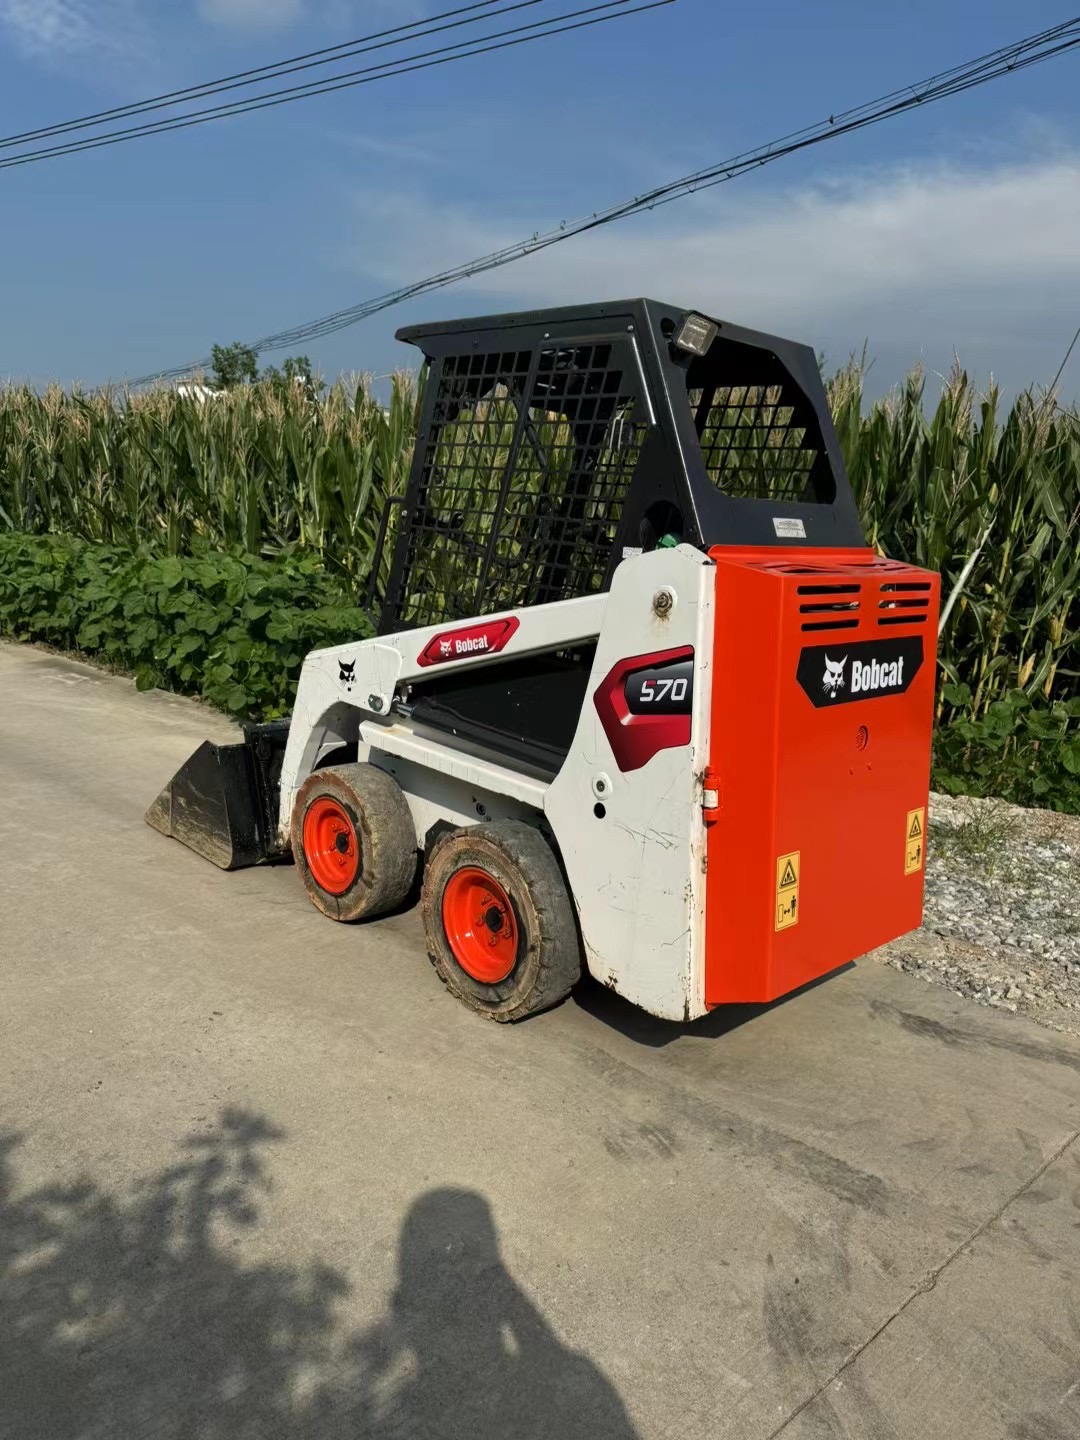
[292,763,417,922]
[422,821,581,1022]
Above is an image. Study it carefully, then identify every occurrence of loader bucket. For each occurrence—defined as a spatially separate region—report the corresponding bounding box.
[146,721,291,871]
[145,741,266,870]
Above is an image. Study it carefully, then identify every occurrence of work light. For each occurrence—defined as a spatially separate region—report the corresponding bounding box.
[673,313,718,356]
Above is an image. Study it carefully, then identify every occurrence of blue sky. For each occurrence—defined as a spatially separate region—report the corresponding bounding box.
[0,0,1078,398]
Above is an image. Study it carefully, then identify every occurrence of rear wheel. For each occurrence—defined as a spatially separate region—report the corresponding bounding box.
[422,821,580,1022]
[292,763,417,922]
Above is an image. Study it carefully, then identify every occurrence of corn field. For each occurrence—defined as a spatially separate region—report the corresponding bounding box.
[0,375,419,591]
[829,363,1079,716]
[0,364,1077,717]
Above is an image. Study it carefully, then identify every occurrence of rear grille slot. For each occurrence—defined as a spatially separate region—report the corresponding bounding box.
[879,584,930,627]
[799,581,861,631]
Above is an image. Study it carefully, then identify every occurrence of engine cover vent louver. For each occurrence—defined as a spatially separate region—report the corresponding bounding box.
[879,581,931,627]
[798,581,862,631]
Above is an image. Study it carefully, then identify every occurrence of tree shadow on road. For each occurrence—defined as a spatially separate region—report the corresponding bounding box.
[0,1112,639,1440]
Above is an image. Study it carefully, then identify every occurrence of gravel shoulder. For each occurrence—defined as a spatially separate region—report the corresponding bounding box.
[875,792,1080,1035]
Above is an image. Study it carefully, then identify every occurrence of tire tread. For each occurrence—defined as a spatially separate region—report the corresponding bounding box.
[422,821,580,1022]
[292,762,416,921]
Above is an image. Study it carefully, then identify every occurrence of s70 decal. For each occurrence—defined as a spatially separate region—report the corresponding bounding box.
[625,657,694,715]
[594,647,695,772]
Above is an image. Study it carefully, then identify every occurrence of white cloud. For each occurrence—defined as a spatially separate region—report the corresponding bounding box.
[348,155,1080,392]
[320,127,438,163]
[196,0,305,28]
[0,0,139,58]
[195,0,419,31]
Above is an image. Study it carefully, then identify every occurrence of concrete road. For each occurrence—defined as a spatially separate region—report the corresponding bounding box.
[2,641,1079,1440]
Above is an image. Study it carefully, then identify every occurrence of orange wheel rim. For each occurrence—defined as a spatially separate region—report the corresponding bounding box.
[302,796,359,895]
[441,868,519,983]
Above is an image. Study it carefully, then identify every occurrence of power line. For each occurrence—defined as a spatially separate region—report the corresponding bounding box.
[0,0,663,171]
[1050,323,1080,393]
[0,0,534,152]
[261,19,1080,349]
[129,16,1080,385]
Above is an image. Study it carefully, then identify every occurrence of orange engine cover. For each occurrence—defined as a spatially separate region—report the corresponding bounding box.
[705,546,940,1006]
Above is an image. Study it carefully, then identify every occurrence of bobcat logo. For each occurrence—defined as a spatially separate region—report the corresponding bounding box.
[338,659,356,690]
[439,639,453,657]
[822,654,847,699]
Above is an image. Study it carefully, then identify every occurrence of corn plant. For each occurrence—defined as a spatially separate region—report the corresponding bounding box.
[830,362,1079,716]
[0,373,421,593]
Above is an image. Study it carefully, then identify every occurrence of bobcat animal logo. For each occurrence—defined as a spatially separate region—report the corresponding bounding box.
[338,659,356,689]
[439,639,453,657]
[822,654,847,699]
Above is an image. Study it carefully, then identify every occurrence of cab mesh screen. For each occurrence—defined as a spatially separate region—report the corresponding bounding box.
[383,342,648,630]
[689,381,832,504]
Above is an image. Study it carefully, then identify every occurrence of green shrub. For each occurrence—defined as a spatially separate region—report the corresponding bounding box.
[1,531,1077,810]
[934,684,1080,812]
[0,532,370,719]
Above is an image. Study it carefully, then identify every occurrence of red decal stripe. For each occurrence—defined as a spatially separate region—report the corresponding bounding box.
[417,616,520,668]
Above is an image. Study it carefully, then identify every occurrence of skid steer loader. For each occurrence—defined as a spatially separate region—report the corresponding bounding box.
[147,299,940,1022]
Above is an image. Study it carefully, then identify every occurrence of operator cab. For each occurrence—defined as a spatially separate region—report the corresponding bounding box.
[369,299,865,772]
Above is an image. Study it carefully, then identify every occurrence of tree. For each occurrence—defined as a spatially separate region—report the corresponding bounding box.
[262,354,323,399]
[210,341,259,389]
[208,343,324,397]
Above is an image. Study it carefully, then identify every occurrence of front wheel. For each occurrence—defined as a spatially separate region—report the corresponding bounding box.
[292,763,417,922]
[421,822,580,1022]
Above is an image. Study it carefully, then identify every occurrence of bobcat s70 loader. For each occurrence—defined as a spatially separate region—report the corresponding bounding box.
[147,299,939,1023]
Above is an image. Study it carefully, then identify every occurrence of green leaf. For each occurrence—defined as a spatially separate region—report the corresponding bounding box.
[265,615,295,641]
[941,682,972,707]
[223,683,250,713]
[157,556,184,589]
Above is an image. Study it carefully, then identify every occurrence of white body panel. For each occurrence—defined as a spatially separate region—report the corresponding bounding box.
[363,723,547,838]
[277,591,605,846]
[278,549,713,1022]
[544,547,713,1021]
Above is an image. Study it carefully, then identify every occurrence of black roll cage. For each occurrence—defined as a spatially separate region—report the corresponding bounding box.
[372,298,865,635]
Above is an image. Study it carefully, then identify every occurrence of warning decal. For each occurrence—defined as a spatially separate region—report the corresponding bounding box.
[905,808,926,876]
[775,851,801,932]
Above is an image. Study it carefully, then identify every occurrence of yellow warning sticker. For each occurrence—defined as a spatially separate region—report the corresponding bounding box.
[905,808,926,876]
[775,850,800,931]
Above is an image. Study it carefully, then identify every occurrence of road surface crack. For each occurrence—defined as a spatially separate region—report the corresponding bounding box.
[765,1126,1080,1439]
